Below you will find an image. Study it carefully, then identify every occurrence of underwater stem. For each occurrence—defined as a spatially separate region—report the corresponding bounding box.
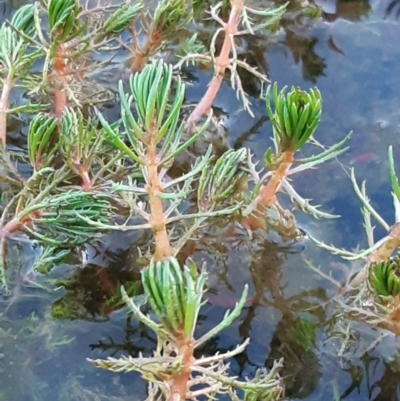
[168,339,194,401]
[243,150,294,230]
[70,160,92,191]
[1,216,22,236]
[130,29,163,72]
[258,151,294,206]
[185,1,242,130]
[52,43,68,119]
[145,126,172,261]
[1,210,40,238]
[0,73,14,147]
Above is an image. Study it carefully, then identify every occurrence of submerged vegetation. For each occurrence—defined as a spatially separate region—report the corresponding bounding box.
[1,0,400,400]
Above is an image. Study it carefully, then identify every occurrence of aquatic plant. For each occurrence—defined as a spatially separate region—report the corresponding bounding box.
[0,4,43,146]
[239,84,351,234]
[43,0,142,117]
[308,146,400,337]
[74,53,353,399]
[0,0,142,131]
[89,61,242,259]
[311,146,400,269]
[1,1,350,320]
[182,0,287,129]
[369,258,400,299]
[78,60,284,399]
[90,259,284,400]
[129,0,192,72]
[45,0,86,117]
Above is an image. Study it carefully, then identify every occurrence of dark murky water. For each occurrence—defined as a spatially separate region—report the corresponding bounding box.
[2,0,400,400]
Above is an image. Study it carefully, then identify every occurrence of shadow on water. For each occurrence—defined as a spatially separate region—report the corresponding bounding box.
[2,0,400,400]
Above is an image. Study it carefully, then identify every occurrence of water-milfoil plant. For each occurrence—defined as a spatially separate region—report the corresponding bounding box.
[182,0,287,129]
[60,107,108,190]
[308,146,400,336]
[90,60,244,260]
[368,258,400,333]
[310,146,400,273]
[1,184,115,245]
[129,0,192,72]
[2,1,399,399]
[81,60,285,400]
[0,166,116,287]
[28,109,127,184]
[27,113,59,171]
[0,4,359,395]
[267,84,322,153]
[89,257,284,401]
[242,83,350,233]
[46,0,85,117]
[369,259,400,299]
[0,4,43,146]
[259,84,322,206]
[11,0,143,118]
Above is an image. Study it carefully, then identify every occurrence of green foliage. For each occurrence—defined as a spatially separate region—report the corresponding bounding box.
[28,113,59,170]
[266,83,322,152]
[0,3,42,74]
[388,145,400,202]
[24,191,116,245]
[101,3,143,37]
[369,259,400,298]
[127,60,184,144]
[102,60,211,166]
[60,108,107,179]
[90,256,285,400]
[32,245,71,274]
[242,367,283,401]
[177,33,208,58]
[154,0,193,37]
[287,319,316,351]
[197,148,247,211]
[0,26,28,69]
[11,4,36,36]
[142,257,206,340]
[241,2,288,34]
[103,281,142,310]
[47,0,84,42]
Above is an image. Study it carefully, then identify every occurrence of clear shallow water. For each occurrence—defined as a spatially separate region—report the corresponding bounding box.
[1,0,400,400]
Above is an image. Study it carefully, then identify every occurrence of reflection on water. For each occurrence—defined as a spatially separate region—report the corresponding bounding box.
[2,0,400,399]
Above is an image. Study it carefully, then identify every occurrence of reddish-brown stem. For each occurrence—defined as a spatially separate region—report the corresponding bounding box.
[1,208,42,238]
[369,223,400,263]
[185,1,242,130]
[167,338,195,401]
[130,30,163,72]
[71,161,92,191]
[52,43,68,119]
[242,150,294,230]
[145,124,172,261]
[80,171,92,191]
[130,52,148,73]
[258,151,294,207]
[1,216,23,238]
[0,73,14,147]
